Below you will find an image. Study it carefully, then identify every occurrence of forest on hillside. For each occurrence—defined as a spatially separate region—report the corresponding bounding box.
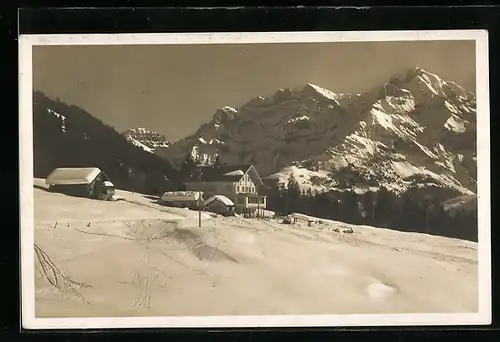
[264,174,478,242]
[170,152,477,242]
[33,92,182,195]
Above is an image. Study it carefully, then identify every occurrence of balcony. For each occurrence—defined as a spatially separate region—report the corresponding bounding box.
[236,193,267,208]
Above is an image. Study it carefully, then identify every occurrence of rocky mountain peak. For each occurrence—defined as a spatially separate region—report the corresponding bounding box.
[122,128,170,153]
[213,106,238,125]
[155,67,477,199]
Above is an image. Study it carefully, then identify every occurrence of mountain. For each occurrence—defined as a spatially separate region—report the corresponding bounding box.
[122,128,171,153]
[155,67,477,201]
[32,92,181,195]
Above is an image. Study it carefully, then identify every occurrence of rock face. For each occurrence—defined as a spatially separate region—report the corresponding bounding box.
[155,67,477,197]
[122,128,171,153]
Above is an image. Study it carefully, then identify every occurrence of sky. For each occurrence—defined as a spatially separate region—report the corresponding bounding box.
[33,40,476,142]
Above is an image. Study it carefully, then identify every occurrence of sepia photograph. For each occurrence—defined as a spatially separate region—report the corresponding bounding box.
[19,30,491,329]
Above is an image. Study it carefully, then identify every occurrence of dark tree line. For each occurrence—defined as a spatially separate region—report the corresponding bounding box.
[264,174,478,242]
[33,92,182,195]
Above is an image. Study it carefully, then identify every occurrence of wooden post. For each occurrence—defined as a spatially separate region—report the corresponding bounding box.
[257,196,260,219]
[198,167,203,228]
[285,189,289,216]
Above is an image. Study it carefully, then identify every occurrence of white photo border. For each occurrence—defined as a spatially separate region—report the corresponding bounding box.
[19,29,491,329]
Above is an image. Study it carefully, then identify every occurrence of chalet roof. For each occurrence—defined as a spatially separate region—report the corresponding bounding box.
[46,167,102,185]
[184,164,253,183]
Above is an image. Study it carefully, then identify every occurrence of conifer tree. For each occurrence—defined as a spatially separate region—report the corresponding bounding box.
[287,174,301,213]
[361,191,376,224]
[340,190,359,224]
[213,154,222,168]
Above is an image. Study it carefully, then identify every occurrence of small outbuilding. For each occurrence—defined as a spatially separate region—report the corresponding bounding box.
[204,195,235,217]
[46,167,116,200]
[290,213,314,224]
[160,191,204,210]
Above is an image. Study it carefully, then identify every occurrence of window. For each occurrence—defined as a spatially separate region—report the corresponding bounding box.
[236,185,240,192]
[247,196,264,204]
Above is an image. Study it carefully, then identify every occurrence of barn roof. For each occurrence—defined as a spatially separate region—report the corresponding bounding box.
[204,195,235,207]
[160,191,202,202]
[46,167,102,185]
[290,213,314,222]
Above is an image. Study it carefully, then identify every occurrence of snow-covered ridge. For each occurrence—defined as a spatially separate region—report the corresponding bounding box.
[126,127,154,134]
[222,106,238,113]
[122,128,170,153]
[306,83,342,105]
[126,136,154,153]
[47,108,66,133]
[288,115,310,125]
[156,67,476,197]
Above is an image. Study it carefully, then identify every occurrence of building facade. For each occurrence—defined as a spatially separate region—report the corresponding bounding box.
[184,164,267,217]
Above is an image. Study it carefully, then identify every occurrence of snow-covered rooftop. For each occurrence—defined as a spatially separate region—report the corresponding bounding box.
[46,167,102,185]
[204,195,235,207]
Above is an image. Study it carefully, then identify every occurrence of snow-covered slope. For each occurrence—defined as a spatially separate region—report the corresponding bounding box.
[122,128,171,154]
[155,67,477,196]
[33,178,478,318]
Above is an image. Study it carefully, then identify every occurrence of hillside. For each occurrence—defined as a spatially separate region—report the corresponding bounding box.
[33,179,478,318]
[33,92,182,195]
[155,67,477,198]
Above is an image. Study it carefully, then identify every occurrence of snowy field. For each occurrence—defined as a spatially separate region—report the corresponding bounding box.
[32,178,478,318]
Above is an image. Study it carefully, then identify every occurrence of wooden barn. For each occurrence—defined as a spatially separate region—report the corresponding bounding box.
[45,167,116,200]
[204,195,235,217]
